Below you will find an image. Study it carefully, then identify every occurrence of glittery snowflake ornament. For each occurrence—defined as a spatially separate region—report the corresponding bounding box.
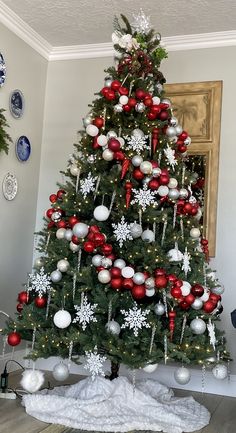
[124,134,150,155]
[131,184,157,211]
[80,172,97,198]
[73,295,97,330]
[164,145,178,170]
[112,216,133,247]
[132,9,152,34]
[84,346,107,380]
[29,267,51,297]
[121,302,150,336]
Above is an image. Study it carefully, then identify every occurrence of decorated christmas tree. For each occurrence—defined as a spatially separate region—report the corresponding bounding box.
[6,11,230,386]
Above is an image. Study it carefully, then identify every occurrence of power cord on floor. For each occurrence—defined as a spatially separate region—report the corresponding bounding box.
[0,359,25,399]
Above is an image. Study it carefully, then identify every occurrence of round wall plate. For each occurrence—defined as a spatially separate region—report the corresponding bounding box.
[0,52,6,87]
[9,89,25,119]
[2,173,18,200]
[16,135,31,162]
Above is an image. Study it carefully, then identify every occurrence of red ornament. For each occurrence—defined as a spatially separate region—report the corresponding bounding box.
[46,208,54,219]
[119,86,129,96]
[47,221,55,229]
[168,310,176,340]
[121,159,131,180]
[7,331,21,346]
[144,97,153,107]
[68,215,79,227]
[171,287,182,299]
[151,105,161,114]
[107,253,116,261]
[57,220,67,229]
[110,278,123,291]
[93,232,106,246]
[155,275,168,289]
[179,300,190,310]
[179,131,188,141]
[93,117,104,128]
[93,136,100,149]
[111,80,121,91]
[158,110,169,121]
[125,181,132,209]
[49,194,57,203]
[191,284,204,297]
[83,241,95,253]
[178,143,187,153]
[159,174,169,185]
[128,98,137,107]
[132,284,146,299]
[35,296,47,308]
[110,267,122,278]
[183,203,192,214]
[123,278,134,290]
[168,274,177,283]
[108,138,121,152]
[209,293,221,304]
[133,168,144,181]
[203,300,215,313]
[96,266,105,272]
[57,189,65,199]
[135,88,146,100]
[148,179,159,190]
[154,268,166,277]
[101,87,110,97]
[114,150,125,161]
[71,235,80,245]
[175,279,183,288]
[16,303,23,313]
[18,291,29,304]
[152,128,159,153]
[123,104,132,112]
[106,89,116,100]
[147,111,157,121]
[185,293,195,305]
[201,238,208,246]
[101,244,113,255]
[89,225,100,234]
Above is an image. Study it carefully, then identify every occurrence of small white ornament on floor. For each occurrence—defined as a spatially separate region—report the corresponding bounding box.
[143,363,158,373]
[212,364,228,380]
[52,362,69,381]
[174,366,191,385]
[21,369,44,393]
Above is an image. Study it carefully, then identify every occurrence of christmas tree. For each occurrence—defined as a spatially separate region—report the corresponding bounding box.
[6,11,230,385]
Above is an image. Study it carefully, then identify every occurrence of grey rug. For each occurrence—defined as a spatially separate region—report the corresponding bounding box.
[40,425,150,433]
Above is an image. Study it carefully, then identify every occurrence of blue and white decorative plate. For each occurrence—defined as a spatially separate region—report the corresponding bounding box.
[0,52,6,87]
[10,89,24,119]
[16,135,31,162]
[2,173,18,200]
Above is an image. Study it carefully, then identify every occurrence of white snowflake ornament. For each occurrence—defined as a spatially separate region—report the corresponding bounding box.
[207,319,216,350]
[121,302,150,337]
[29,267,51,297]
[124,134,150,155]
[182,248,191,276]
[73,295,97,330]
[80,172,97,198]
[84,346,107,380]
[112,216,133,247]
[164,145,178,170]
[131,184,158,211]
[132,9,152,34]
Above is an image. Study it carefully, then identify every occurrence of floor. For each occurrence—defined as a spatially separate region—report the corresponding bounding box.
[0,370,235,433]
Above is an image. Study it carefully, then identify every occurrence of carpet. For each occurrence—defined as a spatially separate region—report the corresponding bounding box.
[40,426,151,433]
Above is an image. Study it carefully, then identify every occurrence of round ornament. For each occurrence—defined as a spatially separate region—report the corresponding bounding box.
[97,135,108,146]
[98,269,111,284]
[181,281,191,296]
[35,296,47,308]
[53,362,70,381]
[57,259,69,273]
[190,228,201,239]
[114,258,126,269]
[86,124,99,137]
[166,126,176,138]
[154,302,165,316]
[105,320,121,335]
[34,257,44,269]
[132,284,146,299]
[135,102,145,113]
[141,229,155,243]
[168,248,183,262]
[92,254,103,267]
[212,364,228,380]
[73,222,89,238]
[168,178,178,189]
[191,298,203,310]
[93,205,110,221]
[145,277,155,289]
[70,165,80,176]
[143,363,158,373]
[168,189,180,200]
[2,173,18,201]
[121,266,135,278]
[7,331,21,346]
[18,291,29,304]
[70,242,80,252]
[53,310,71,328]
[190,318,206,334]
[140,161,153,175]
[146,288,155,297]
[132,155,143,167]
[56,228,66,240]
[50,269,62,283]
[133,272,145,285]
[158,185,169,197]
[107,130,117,139]
[152,167,162,177]
[174,367,191,385]
[130,222,142,238]
[179,188,188,199]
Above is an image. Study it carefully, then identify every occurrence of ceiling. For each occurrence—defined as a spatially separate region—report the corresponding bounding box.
[1,0,236,47]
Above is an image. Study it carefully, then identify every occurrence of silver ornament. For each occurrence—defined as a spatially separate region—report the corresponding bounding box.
[104,77,112,87]
[56,228,66,240]
[121,266,135,278]
[181,281,191,296]
[161,98,171,107]
[179,188,188,199]
[52,362,69,381]
[155,83,163,93]
[107,130,117,139]
[132,155,143,167]
[190,228,201,239]
[130,222,142,238]
[114,258,126,269]
[34,257,44,269]
[102,149,114,161]
[174,367,191,385]
[152,167,162,177]
[132,128,145,138]
[211,285,225,295]
[114,103,123,113]
[143,363,158,373]
[205,356,216,363]
[154,302,165,316]
[190,318,206,335]
[146,288,155,297]
[64,229,73,241]
[86,124,99,137]
[97,135,108,146]
[51,211,62,222]
[133,272,145,285]
[73,222,89,238]
[168,178,178,189]
[169,117,178,127]
[53,310,71,328]
[166,126,176,138]
[175,125,183,135]
[168,188,180,200]
[212,364,228,380]
[152,96,160,105]
[135,102,145,113]
[57,259,70,273]
[50,269,62,283]
[141,229,155,243]
[101,257,112,268]
[93,205,110,221]
[158,185,169,197]
[184,137,191,146]
[119,95,129,105]
[83,116,92,127]
[105,320,121,336]
[92,254,103,267]
[140,161,153,174]
[98,269,111,284]
[191,298,203,310]
[69,242,80,252]
[145,277,155,289]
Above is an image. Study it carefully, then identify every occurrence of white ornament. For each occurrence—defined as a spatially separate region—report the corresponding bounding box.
[64,229,73,241]
[50,269,62,283]
[92,254,103,267]
[56,228,66,240]
[145,277,155,289]
[132,128,145,138]
[73,295,97,330]
[29,267,51,297]
[168,189,180,200]
[133,272,145,285]
[112,216,132,248]
[105,320,121,335]
[135,102,145,113]
[97,135,108,146]
[132,155,143,167]
[179,188,189,199]
[114,258,126,269]
[20,369,44,393]
[152,96,160,105]
[34,257,44,269]
[98,269,111,284]
[174,367,191,385]
[168,244,183,262]
[132,9,152,34]
[124,134,150,155]
[86,124,99,137]
[130,222,142,238]
[101,257,112,268]
[182,248,191,276]
[141,229,155,243]
[53,310,72,328]
[211,285,225,295]
[131,184,157,211]
[52,362,69,381]
[200,290,210,302]
[121,266,135,278]
[93,205,110,221]
[164,145,177,170]
[140,161,153,174]
[152,167,162,177]
[154,302,165,316]
[57,259,70,273]
[84,346,107,381]
[70,242,80,252]
[80,172,97,198]
[207,319,216,350]
[146,288,155,297]
[121,302,150,337]
[181,281,191,296]
[175,125,183,135]
[70,165,80,177]
[119,95,129,105]
[158,185,169,197]
[102,149,114,161]
[107,130,117,139]
[191,298,203,310]
[190,318,206,335]
[143,363,158,373]
[114,103,123,113]
[212,364,228,380]
[73,222,89,238]
[166,126,176,138]
[190,228,201,238]
[168,178,178,189]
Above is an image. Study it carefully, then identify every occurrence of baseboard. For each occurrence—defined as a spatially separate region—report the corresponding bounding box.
[2,350,236,397]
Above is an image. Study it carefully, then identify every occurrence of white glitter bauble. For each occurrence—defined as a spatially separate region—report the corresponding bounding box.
[152,96,160,105]
[114,258,126,269]
[190,228,201,239]
[73,222,89,238]
[121,266,135,278]
[190,318,206,334]
[53,310,71,328]
[145,277,155,289]
[133,272,145,285]
[158,185,169,196]
[69,242,80,252]
[130,222,142,238]
[179,188,188,199]
[86,124,99,137]
[92,254,103,267]
[168,188,180,200]
[101,257,112,268]
[56,228,66,240]
[166,126,176,138]
[97,135,108,146]
[52,362,70,381]
[168,178,178,189]
[211,286,225,295]
[200,290,210,302]
[70,165,80,176]
[98,269,111,284]
[154,302,165,316]
[51,211,62,223]
[152,167,162,177]
[114,103,123,113]
[104,77,112,87]
[135,102,145,113]
[117,137,125,146]
[141,229,155,243]
[57,259,70,273]
[140,161,153,174]
[175,125,183,135]
[34,257,44,269]
[107,130,117,139]
[102,149,114,161]
[93,205,110,221]
[51,269,62,283]
[212,364,228,380]
[105,320,121,335]
[174,367,191,385]
[64,229,73,241]
[146,288,155,297]
[119,95,129,105]
[143,363,158,373]
[83,116,92,127]
[132,128,145,138]
[181,281,191,296]
[168,248,183,262]
[191,298,203,310]
[132,155,143,167]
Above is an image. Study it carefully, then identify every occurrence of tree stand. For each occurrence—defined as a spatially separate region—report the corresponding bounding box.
[105,361,120,380]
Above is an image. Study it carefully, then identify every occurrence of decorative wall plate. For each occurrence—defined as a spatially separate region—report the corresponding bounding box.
[0,52,6,87]
[9,89,24,119]
[16,135,31,162]
[2,173,18,200]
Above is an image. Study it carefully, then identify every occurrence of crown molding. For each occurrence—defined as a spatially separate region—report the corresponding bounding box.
[0,1,236,61]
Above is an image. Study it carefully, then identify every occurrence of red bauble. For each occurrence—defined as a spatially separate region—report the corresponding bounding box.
[49,194,57,203]
[168,274,177,283]
[185,293,195,305]
[110,267,122,278]
[191,284,204,297]
[107,253,116,261]
[35,296,47,308]
[18,291,29,304]
[106,89,116,100]
[93,232,106,246]
[57,220,67,229]
[179,131,188,141]
[203,300,215,313]
[183,203,192,214]
[159,174,169,185]
[132,284,146,299]
[101,86,110,97]
[151,105,161,114]
[123,278,134,290]
[147,111,157,121]
[47,221,55,229]
[178,143,187,153]
[128,97,137,107]
[155,275,168,289]
[111,80,121,91]
[7,332,21,346]
[154,268,166,277]
[143,271,150,279]
[158,110,169,121]
[123,104,132,112]
[83,241,95,253]
[93,117,104,128]
[96,266,105,272]
[46,208,54,219]
[101,244,113,255]
[114,150,125,161]
[175,279,183,288]
[135,88,146,100]
[148,179,159,190]
[133,168,144,180]
[171,287,182,299]
[119,86,129,95]
[201,238,208,246]
[110,278,123,291]
[209,293,221,304]
[68,215,79,227]
[93,136,100,149]
[71,235,80,245]
[179,300,190,310]
[89,225,100,234]
[144,97,153,107]
[16,303,23,313]
[57,189,65,199]
[191,206,198,216]
[108,138,121,152]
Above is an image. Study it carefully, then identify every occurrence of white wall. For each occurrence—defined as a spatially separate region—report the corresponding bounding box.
[36,47,236,377]
[0,22,47,338]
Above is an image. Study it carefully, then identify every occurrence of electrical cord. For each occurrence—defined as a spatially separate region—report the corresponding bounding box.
[0,359,25,393]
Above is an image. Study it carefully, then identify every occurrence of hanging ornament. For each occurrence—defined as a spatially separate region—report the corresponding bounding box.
[132,155,143,167]
[7,331,21,346]
[57,259,70,273]
[167,243,183,261]
[50,269,62,283]
[168,310,176,341]
[190,227,201,239]
[141,229,155,243]
[18,291,29,304]
[207,319,216,350]
[164,335,168,364]
[121,158,131,180]
[98,269,111,284]
[212,364,228,380]
[125,181,133,209]
[154,302,165,316]
[121,302,150,336]
[190,317,206,335]
[105,320,121,335]
[52,362,69,381]
[114,258,126,269]
[152,128,159,154]
[179,315,187,344]
[53,310,72,329]
[84,346,107,381]
[182,248,191,276]
[174,367,191,385]
[93,205,110,221]
[130,221,142,238]
[35,296,47,308]
[149,324,156,354]
[73,295,97,330]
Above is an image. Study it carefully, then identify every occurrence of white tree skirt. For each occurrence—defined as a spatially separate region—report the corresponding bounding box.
[23,376,210,433]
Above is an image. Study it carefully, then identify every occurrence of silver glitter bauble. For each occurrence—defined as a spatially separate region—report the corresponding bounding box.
[168,248,183,262]
[146,288,155,297]
[132,155,143,167]
[168,188,180,200]
[161,98,171,107]
[73,222,89,238]
[184,137,191,146]
[83,116,92,127]
[212,364,228,380]
[135,102,145,113]
[141,229,155,243]
[50,269,62,282]
[93,205,110,221]
[102,149,114,161]
[101,257,112,268]
[143,363,158,373]
[174,367,191,385]
[114,258,126,269]
[98,269,111,284]
[190,318,206,335]
[34,257,44,269]
[56,228,66,240]
[154,302,165,316]
[169,117,178,127]
[92,254,103,267]
[53,310,71,329]
[86,124,99,137]
[114,103,123,113]
[51,211,62,223]
[211,285,225,295]
[57,259,70,273]
[152,167,162,177]
[64,229,73,241]
[180,281,191,296]
[155,83,163,93]
[145,277,155,289]
[168,178,178,189]
[191,298,203,310]
[69,242,80,252]
[179,188,188,199]
[158,185,169,197]
[107,130,117,139]
[104,77,112,87]
[133,272,145,285]
[132,128,145,138]
[105,320,121,336]
[130,222,142,238]
[53,362,70,381]
[166,126,176,138]
[140,161,153,174]
[190,228,201,239]
[121,266,135,278]
[175,125,183,135]
[97,134,108,146]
